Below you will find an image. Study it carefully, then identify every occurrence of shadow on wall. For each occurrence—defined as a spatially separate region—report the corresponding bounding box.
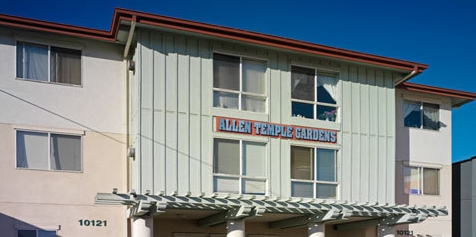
[0,212,63,237]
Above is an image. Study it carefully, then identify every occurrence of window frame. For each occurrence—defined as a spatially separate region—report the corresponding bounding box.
[212,53,268,113]
[403,166,440,195]
[403,100,440,130]
[213,138,268,195]
[290,145,338,199]
[16,129,83,172]
[16,41,82,86]
[291,65,339,121]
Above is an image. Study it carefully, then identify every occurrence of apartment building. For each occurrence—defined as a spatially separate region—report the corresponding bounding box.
[395,82,476,237]
[1,8,475,237]
[0,14,128,237]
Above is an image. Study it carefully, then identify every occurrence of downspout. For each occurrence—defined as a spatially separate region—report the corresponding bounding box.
[124,15,136,58]
[124,15,136,196]
[395,66,418,85]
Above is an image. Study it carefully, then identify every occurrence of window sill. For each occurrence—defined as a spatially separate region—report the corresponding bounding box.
[290,116,341,131]
[15,77,83,87]
[16,167,83,174]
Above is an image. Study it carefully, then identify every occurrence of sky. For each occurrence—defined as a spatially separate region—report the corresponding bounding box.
[2,0,475,162]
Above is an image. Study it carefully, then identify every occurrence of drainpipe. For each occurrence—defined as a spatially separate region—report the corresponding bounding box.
[124,15,137,58]
[394,66,418,85]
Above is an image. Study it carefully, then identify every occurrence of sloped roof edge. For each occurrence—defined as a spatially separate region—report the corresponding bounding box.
[112,8,428,73]
[398,82,476,107]
[0,8,428,73]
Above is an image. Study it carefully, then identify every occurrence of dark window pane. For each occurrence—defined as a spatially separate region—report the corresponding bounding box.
[292,102,314,119]
[423,103,439,130]
[404,102,422,128]
[317,85,336,103]
[213,53,240,90]
[317,105,337,121]
[50,47,81,85]
[18,230,36,237]
[291,66,315,101]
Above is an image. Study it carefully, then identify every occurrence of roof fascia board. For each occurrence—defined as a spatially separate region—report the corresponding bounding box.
[113,8,427,73]
[398,82,476,107]
[0,8,430,74]
[398,82,476,100]
[0,13,114,42]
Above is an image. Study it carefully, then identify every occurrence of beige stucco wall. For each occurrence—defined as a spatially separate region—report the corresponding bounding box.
[0,26,128,237]
[0,126,128,236]
[395,88,453,237]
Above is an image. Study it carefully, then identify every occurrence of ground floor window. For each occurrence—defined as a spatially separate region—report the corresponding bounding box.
[16,130,82,172]
[18,229,56,237]
[404,166,439,195]
[291,146,337,198]
[213,138,267,195]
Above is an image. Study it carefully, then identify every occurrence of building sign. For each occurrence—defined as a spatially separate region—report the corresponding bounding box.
[215,116,337,143]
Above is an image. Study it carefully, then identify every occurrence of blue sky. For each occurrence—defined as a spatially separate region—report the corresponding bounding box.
[2,0,475,162]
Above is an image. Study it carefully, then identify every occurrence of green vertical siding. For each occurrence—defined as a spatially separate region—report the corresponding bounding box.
[131,28,401,203]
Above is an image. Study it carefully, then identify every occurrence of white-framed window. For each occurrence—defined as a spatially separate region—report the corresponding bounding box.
[403,101,440,130]
[213,138,267,195]
[291,66,338,121]
[404,166,440,195]
[213,53,267,112]
[291,146,337,198]
[16,41,81,85]
[16,130,82,172]
[18,229,56,237]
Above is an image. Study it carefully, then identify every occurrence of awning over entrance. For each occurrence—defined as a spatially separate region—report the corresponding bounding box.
[95,191,447,228]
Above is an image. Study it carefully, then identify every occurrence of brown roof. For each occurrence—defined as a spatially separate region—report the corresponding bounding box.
[0,8,427,73]
[398,82,476,107]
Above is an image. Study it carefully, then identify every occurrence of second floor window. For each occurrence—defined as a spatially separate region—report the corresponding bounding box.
[404,166,440,195]
[213,53,266,112]
[404,101,440,130]
[291,146,337,199]
[213,138,267,195]
[291,66,338,121]
[16,41,81,85]
[16,130,82,172]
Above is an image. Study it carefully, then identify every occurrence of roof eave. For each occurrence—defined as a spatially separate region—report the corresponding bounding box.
[398,82,476,107]
[112,8,428,73]
[0,13,115,42]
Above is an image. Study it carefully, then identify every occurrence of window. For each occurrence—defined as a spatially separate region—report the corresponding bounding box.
[291,146,337,198]
[213,53,267,112]
[404,166,439,195]
[17,41,81,85]
[213,138,267,194]
[291,66,338,121]
[16,130,82,172]
[404,101,440,130]
[18,229,56,237]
